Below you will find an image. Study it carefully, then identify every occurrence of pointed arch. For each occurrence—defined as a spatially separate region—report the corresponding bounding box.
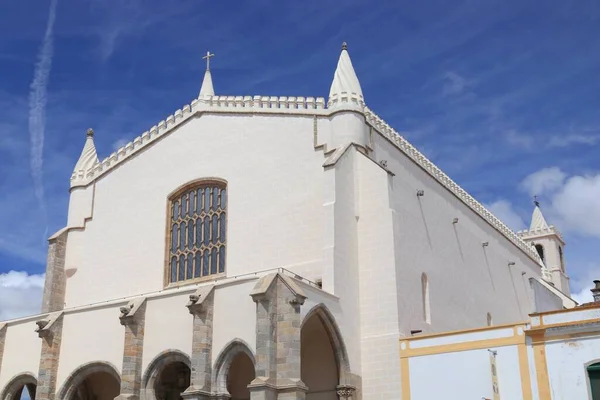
[421,273,431,324]
[535,244,545,263]
[57,361,121,400]
[211,339,256,395]
[142,349,191,400]
[301,303,351,384]
[0,372,37,400]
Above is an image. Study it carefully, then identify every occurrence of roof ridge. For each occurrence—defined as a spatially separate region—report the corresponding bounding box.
[363,106,544,266]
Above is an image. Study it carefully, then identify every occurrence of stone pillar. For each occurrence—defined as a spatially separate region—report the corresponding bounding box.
[249,273,308,400]
[41,229,68,313]
[117,297,147,400]
[0,323,6,377]
[182,285,216,400]
[35,312,64,400]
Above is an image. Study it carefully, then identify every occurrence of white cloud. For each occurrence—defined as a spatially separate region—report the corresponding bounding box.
[504,129,534,149]
[112,137,130,151]
[569,264,600,305]
[0,271,44,321]
[442,71,468,96]
[485,199,526,232]
[520,167,567,197]
[548,134,600,148]
[552,174,600,237]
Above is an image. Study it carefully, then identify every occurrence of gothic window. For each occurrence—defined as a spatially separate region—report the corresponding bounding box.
[535,244,545,263]
[167,179,227,285]
[421,273,431,324]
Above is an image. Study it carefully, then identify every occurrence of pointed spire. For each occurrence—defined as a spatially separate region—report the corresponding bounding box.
[328,42,363,104]
[73,128,99,177]
[199,51,215,98]
[530,197,550,231]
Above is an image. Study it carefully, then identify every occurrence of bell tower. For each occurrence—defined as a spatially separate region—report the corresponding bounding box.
[518,198,570,295]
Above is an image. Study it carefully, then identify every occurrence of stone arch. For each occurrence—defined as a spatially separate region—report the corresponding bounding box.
[142,349,191,400]
[212,339,256,396]
[0,372,37,400]
[58,361,121,400]
[301,304,351,385]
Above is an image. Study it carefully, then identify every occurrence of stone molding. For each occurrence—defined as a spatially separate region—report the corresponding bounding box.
[142,349,191,400]
[363,106,544,266]
[58,361,121,400]
[0,372,37,400]
[211,338,256,395]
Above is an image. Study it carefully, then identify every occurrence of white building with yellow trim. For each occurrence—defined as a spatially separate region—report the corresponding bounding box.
[400,288,600,400]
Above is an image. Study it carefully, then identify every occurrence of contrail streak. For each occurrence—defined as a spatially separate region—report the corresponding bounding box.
[29,0,58,237]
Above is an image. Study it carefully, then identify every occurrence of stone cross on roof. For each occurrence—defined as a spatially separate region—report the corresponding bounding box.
[202,51,215,71]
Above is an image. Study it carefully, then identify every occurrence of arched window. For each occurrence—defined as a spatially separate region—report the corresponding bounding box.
[487,312,493,326]
[421,273,431,324]
[166,179,227,285]
[559,246,565,272]
[588,362,600,399]
[535,244,545,263]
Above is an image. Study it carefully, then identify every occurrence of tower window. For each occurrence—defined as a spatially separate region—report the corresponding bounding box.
[559,246,565,272]
[166,179,227,285]
[535,244,545,263]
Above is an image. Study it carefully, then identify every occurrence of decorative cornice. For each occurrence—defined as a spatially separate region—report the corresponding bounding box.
[363,106,544,267]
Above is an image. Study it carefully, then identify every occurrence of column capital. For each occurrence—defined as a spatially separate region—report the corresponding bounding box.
[186,285,216,315]
[336,385,356,399]
[119,297,147,326]
[249,273,306,305]
[35,311,64,339]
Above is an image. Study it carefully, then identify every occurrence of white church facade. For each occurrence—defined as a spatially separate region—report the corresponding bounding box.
[0,44,575,400]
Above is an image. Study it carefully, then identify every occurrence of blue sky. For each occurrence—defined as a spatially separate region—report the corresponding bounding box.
[1,0,599,318]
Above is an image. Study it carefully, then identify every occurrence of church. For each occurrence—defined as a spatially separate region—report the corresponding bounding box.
[0,44,575,400]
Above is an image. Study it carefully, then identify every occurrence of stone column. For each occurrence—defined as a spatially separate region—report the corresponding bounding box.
[0,323,6,377]
[249,273,308,400]
[182,285,216,400]
[41,229,68,313]
[117,297,147,400]
[35,312,64,400]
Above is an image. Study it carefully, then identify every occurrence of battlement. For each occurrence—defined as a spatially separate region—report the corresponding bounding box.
[70,94,331,186]
[517,226,564,242]
[363,107,544,266]
[326,92,365,108]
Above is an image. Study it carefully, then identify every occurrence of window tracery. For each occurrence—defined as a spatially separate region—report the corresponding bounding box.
[167,180,227,284]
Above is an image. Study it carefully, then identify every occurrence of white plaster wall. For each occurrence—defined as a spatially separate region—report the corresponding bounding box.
[409,345,523,400]
[545,336,600,399]
[64,113,325,307]
[142,292,193,373]
[0,318,41,390]
[371,133,553,333]
[212,280,257,364]
[56,306,125,392]
[530,278,563,313]
[356,153,401,399]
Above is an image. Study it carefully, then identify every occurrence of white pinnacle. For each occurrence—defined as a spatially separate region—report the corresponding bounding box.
[73,128,99,177]
[328,42,363,103]
[199,51,215,98]
[530,204,550,231]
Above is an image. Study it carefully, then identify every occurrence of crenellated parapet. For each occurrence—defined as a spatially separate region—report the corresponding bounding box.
[517,226,564,242]
[363,106,545,267]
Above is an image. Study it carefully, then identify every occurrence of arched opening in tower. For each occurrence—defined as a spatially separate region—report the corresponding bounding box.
[226,352,256,400]
[154,361,191,400]
[535,244,545,263]
[301,313,339,399]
